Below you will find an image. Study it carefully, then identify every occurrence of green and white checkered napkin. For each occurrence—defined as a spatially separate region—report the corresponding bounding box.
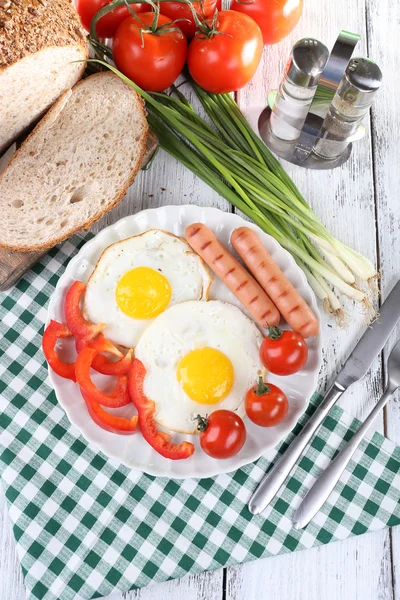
[0,234,399,600]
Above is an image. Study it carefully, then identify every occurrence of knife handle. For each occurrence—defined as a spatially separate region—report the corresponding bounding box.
[292,383,396,529]
[248,381,345,515]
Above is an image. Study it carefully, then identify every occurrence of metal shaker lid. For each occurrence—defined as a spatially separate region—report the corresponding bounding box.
[286,38,330,88]
[336,57,382,107]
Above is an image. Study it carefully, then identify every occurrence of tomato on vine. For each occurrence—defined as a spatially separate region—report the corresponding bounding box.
[187,10,263,93]
[159,0,221,38]
[113,10,188,91]
[75,0,146,38]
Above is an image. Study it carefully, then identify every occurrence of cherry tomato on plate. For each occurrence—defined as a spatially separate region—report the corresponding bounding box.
[75,0,146,38]
[197,410,246,459]
[230,0,303,45]
[159,0,221,38]
[113,12,188,91]
[245,377,288,427]
[260,326,308,376]
[187,10,263,93]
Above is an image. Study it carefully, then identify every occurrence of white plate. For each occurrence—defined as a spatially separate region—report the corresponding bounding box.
[47,205,322,479]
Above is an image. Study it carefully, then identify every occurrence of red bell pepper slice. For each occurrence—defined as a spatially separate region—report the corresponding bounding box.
[64,280,104,342]
[93,349,133,376]
[76,333,133,376]
[76,333,123,356]
[42,320,76,382]
[81,389,137,434]
[67,281,133,375]
[128,359,195,460]
[75,347,131,407]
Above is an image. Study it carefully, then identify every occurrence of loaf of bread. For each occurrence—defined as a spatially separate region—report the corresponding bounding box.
[0,72,148,251]
[0,0,89,153]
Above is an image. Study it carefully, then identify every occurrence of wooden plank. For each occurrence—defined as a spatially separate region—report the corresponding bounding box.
[366,0,400,598]
[232,0,393,598]
[122,570,223,600]
[227,530,393,600]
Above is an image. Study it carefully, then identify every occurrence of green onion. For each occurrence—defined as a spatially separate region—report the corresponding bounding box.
[87,60,377,318]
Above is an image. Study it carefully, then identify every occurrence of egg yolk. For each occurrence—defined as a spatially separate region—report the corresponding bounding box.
[115,266,172,319]
[177,347,234,405]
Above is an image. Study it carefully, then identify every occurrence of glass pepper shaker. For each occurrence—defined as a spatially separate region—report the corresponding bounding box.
[269,38,329,142]
[313,57,382,159]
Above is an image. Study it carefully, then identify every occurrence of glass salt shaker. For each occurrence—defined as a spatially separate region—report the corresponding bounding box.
[270,38,329,142]
[313,57,382,159]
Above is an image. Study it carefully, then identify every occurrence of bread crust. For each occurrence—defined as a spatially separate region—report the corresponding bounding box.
[0,72,149,252]
[0,0,88,69]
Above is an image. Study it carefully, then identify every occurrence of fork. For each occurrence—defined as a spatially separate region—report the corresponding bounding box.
[292,339,400,530]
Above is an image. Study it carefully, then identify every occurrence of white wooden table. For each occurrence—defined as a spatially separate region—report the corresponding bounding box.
[1,0,399,598]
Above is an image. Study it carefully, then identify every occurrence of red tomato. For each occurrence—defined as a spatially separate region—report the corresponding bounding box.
[260,326,308,376]
[159,0,220,38]
[187,10,263,93]
[230,0,303,45]
[197,410,246,459]
[113,12,188,92]
[245,378,288,427]
[75,0,146,38]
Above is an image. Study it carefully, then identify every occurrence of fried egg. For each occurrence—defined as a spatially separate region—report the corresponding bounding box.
[84,230,211,347]
[134,300,265,434]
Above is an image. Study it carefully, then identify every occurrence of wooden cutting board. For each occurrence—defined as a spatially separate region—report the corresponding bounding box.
[0,131,158,292]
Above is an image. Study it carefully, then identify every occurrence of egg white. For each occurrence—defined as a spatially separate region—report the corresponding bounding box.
[84,230,211,348]
[134,300,265,434]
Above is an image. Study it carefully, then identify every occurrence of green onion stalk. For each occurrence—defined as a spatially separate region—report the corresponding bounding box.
[86,58,377,321]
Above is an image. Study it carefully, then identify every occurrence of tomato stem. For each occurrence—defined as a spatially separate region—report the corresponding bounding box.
[267,325,283,340]
[196,414,208,433]
[255,376,270,396]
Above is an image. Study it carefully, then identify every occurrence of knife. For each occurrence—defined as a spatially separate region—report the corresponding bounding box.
[248,279,400,516]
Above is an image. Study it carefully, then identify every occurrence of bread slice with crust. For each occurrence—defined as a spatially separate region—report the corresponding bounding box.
[0,72,148,252]
[0,0,89,153]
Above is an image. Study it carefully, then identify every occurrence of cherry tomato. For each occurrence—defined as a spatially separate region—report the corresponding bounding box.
[197,410,246,459]
[113,12,188,92]
[187,10,263,93]
[260,326,308,376]
[230,0,303,45]
[245,377,288,427]
[75,0,146,38]
[159,0,220,38]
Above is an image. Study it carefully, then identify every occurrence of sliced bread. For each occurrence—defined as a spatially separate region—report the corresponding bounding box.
[0,0,88,154]
[0,71,148,251]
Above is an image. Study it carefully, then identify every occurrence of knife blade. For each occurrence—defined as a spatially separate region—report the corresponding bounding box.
[248,279,400,516]
[336,279,400,388]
